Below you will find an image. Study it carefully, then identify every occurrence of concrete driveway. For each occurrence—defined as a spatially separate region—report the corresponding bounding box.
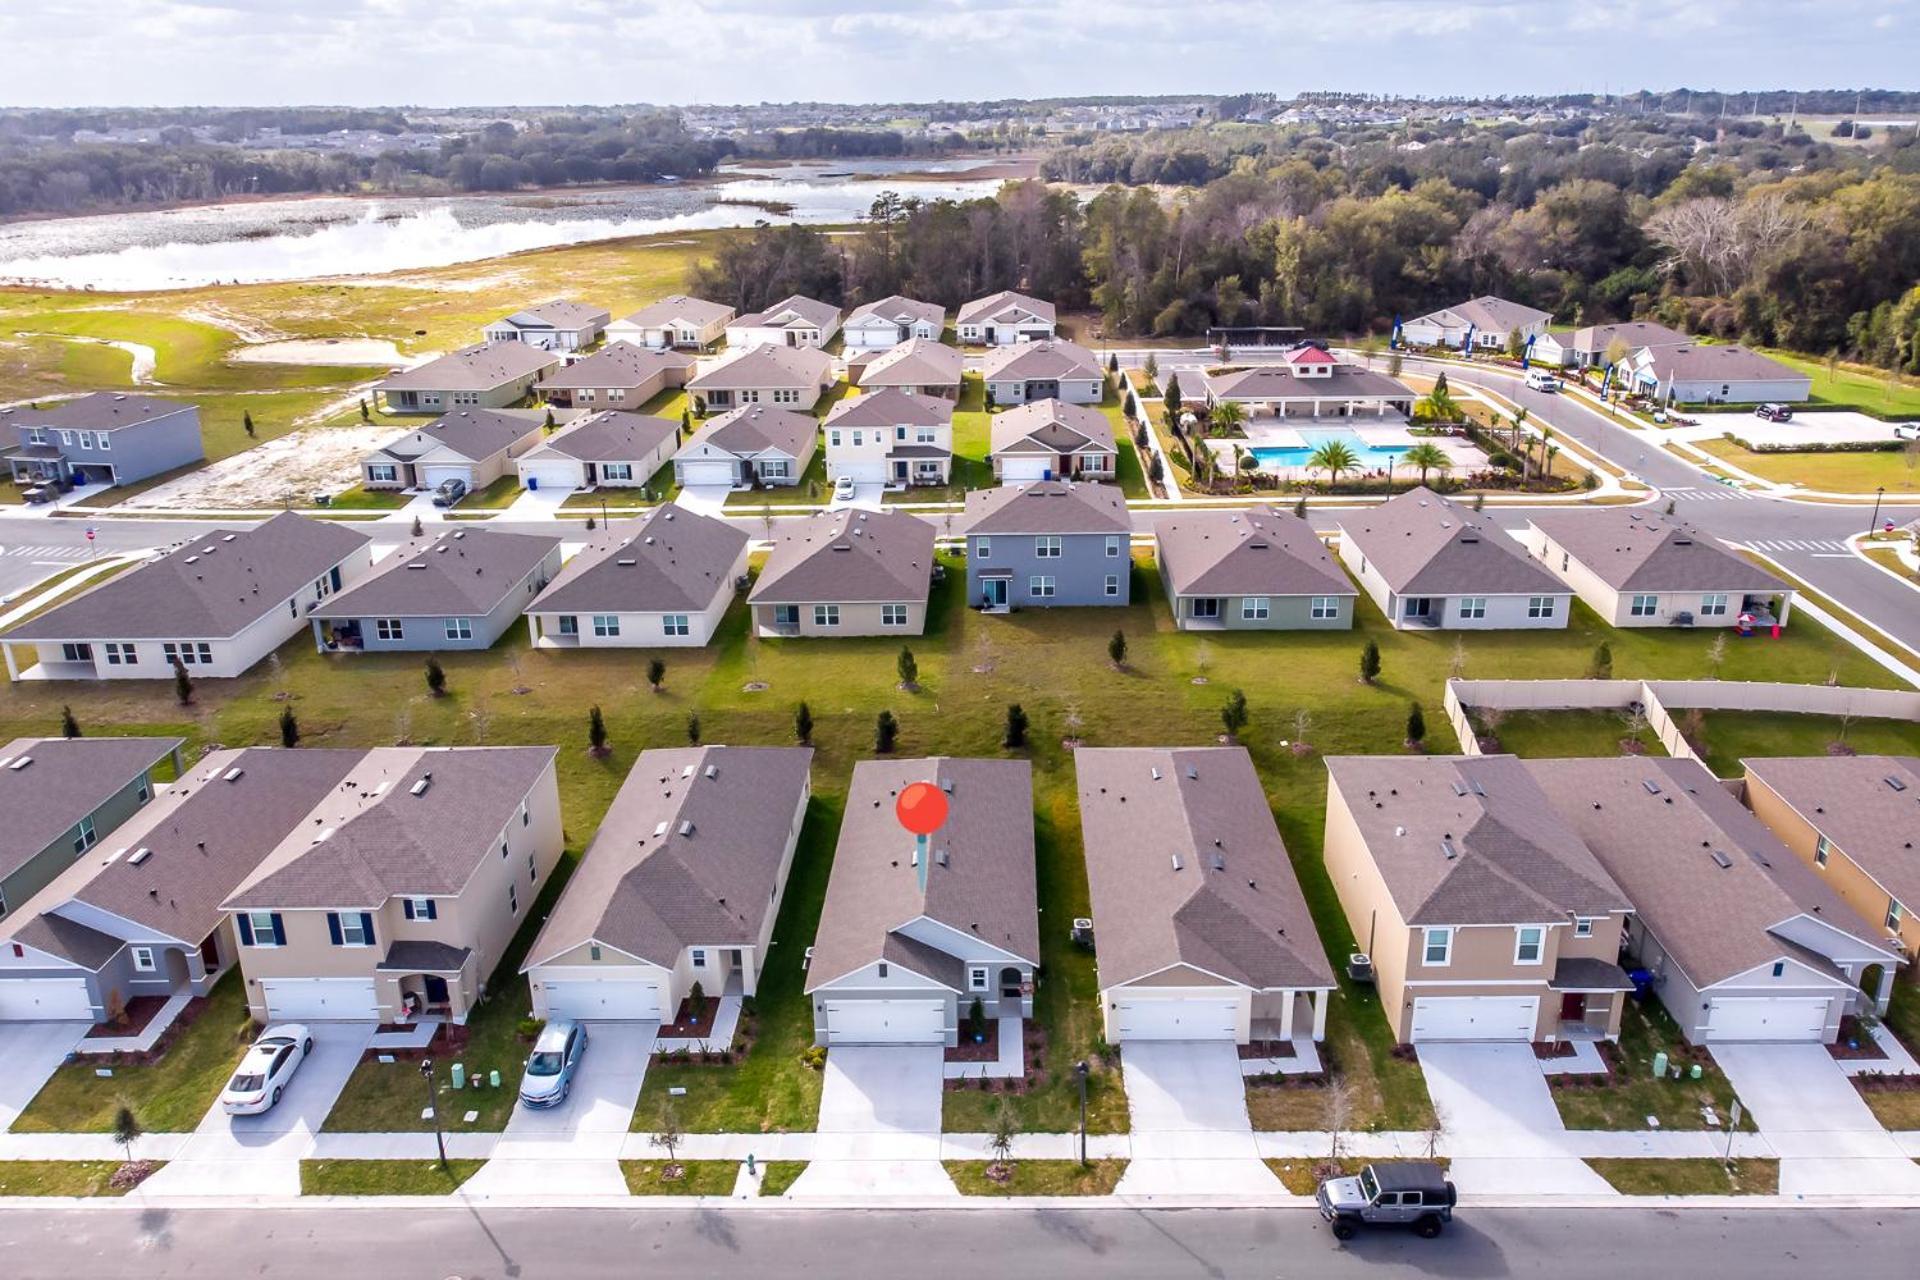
[1418,1043,1614,1195]
[826,481,884,511]
[502,485,574,519]
[674,484,735,516]
[1116,1041,1278,1196]
[0,1022,86,1132]
[1714,1042,1920,1194]
[790,1045,953,1197]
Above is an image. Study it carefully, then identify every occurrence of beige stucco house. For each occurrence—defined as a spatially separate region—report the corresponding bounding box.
[747,508,935,638]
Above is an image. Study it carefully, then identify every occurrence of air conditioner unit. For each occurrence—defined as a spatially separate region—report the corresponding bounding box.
[801,946,814,971]
[1346,953,1375,985]
[1070,917,1094,948]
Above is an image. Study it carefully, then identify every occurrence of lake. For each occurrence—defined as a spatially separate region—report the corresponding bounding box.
[0,159,1008,291]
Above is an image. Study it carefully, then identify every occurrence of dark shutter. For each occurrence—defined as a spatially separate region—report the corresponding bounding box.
[237,915,254,946]
[424,900,437,921]
[330,566,342,591]
[402,899,415,921]
[270,913,285,946]
[359,913,375,945]
[326,913,342,945]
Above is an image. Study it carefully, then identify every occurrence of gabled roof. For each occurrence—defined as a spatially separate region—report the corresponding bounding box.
[492,300,609,332]
[748,508,934,606]
[687,343,832,392]
[521,410,679,464]
[1528,756,1898,988]
[1323,754,1629,927]
[845,295,945,330]
[1742,756,1920,917]
[1200,365,1414,402]
[859,338,963,389]
[1077,747,1334,991]
[368,408,545,465]
[988,399,1115,457]
[1,392,196,433]
[0,736,183,884]
[1529,510,1788,594]
[962,480,1130,537]
[979,339,1102,383]
[541,342,694,392]
[1566,321,1690,356]
[1413,295,1552,334]
[376,342,558,392]
[730,294,840,332]
[824,387,953,431]
[224,747,557,910]
[1338,486,1563,596]
[529,504,746,616]
[957,290,1056,328]
[1156,504,1356,598]
[522,746,813,970]
[614,294,735,330]
[678,405,817,460]
[311,527,559,620]
[4,512,371,642]
[806,757,1039,990]
[1632,343,1807,385]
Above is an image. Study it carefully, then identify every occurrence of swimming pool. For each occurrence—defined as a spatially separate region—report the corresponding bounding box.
[1246,430,1412,472]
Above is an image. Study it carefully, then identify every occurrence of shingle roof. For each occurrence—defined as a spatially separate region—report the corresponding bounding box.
[1324,754,1629,926]
[540,343,694,392]
[495,300,609,331]
[1156,504,1356,598]
[1337,486,1563,596]
[1417,296,1552,334]
[0,737,183,883]
[1200,366,1415,402]
[311,527,558,620]
[1567,321,1690,356]
[1528,756,1896,988]
[678,405,817,460]
[4,512,371,642]
[845,295,946,330]
[528,504,746,616]
[962,480,1131,536]
[748,508,934,606]
[988,399,1115,457]
[1635,343,1807,385]
[376,342,558,392]
[730,294,841,332]
[807,757,1039,990]
[1,393,195,432]
[368,409,545,464]
[1077,747,1334,991]
[824,387,954,431]
[520,409,679,464]
[1529,510,1788,594]
[859,338,963,389]
[224,747,557,910]
[688,343,832,392]
[1742,756,1920,917]
[957,290,1056,328]
[522,746,813,970]
[615,294,735,330]
[980,339,1101,382]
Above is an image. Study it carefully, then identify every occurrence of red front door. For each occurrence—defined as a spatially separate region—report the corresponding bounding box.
[1559,992,1586,1021]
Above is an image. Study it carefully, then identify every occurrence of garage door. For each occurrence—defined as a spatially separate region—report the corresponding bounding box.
[540,977,664,1022]
[259,978,379,1022]
[823,998,944,1045]
[1410,995,1537,1042]
[828,459,887,484]
[678,458,738,487]
[1001,456,1051,483]
[421,464,475,490]
[1705,996,1830,1042]
[0,977,93,1021]
[520,460,583,492]
[1112,996,1239,1041]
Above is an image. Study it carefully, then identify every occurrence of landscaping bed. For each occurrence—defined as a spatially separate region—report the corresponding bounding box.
[946,1015,1000,1063]
[1586,1157,1778,1196]
[620,1159,738,1196]
[299,1159,486,1196]
[943,1159,1127,1196]
[85,995,172,1041]
[0,1160,158,1197]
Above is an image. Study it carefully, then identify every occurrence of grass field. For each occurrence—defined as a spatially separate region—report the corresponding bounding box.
[0,1160,149,1196]
[299,1159,486,1196]
[1698,438,1920,495]
[1758,350,1920,419]
[1550,999,1748,1132]
[944,1159,1128,1195]
[620,1159,739,1196]
[757,1161,808,1195]
[1586,1157,1777,1196]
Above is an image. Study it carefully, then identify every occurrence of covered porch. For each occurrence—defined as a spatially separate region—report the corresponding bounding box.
[1548,956,1635,1042]
[377,940,474,1024]
[1246,989,1330,1075]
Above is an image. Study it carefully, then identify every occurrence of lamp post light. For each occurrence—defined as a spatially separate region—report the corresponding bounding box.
[1074,1059,1090,1167]
[420,1057,447,1170]
[1868,486,1886,537]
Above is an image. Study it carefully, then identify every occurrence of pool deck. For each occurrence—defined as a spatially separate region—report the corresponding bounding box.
[1202,418,1487,479]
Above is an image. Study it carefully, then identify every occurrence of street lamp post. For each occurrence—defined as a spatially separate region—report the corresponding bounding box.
[1074,1060,1090,1167]
[420,1057,447,1170]
[1869,486,1886,536]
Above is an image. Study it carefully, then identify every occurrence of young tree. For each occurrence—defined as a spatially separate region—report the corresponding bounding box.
[1107,352,1120,374]
[1293,493,1308,518]
[874,709,899,753]
[1505,327,1525,359]
[359,398,371,422]
[1472,492,1486,512]
[543,406,556,430]
[1603,337,1630,372]
[1405,701,1426,748]
[1209,399,1246,437]
[1003,703,1029,749]
[1308,438,1360,488]
[588,704,608,755]
[1163,372,1183,418]
[113,1105,142,1165]
[647,658,666,692]
[896,645,919,690]
[1590,642,1613,679]
[1706,631,1729,678]
[59,704,80,739]
[686,711,701,745]
[173,659,193,707]
[794,700,814,745]
[584,515,596,532]
[424,656,446,697]
[688,979,707,1021]
[410,514,424,537]
[279,704,300,748]
[1220,688,1249,740]
[1147,453,1163,487]
[1143,352,1159,381]
[651,1099,684,1171]
[1449,636,1469,679]
[987,1097,1018,1176]
[1107,629,1127,668]
[1358,639,1381,685]
[242,409,255,438]
[1386,350,1403,379]
[968,995,986,1042]
[1401,442,1452,487]
[1432,370,1449,400]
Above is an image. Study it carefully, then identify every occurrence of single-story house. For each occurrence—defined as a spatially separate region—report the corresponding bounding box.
[672,405,817,489]
[980,340,1104,406]
[1197,350,1416,420]
[805,757,1038,1046]
[1534,321,1691,370]
[962,480,1132,610]
[1,512,373,683]
[1400,296,1553,351]
[1322,754,1633,1044]
[3,393,205,492]
[482,300,609,352]
[843,295,945,350]
[1622,342,1812,405]
[0,736,183,926]
[522,746,813,1022]
[988,399,1116,482]
[853,338,963,398]
[1530,756,1903,1044]
[374,342,559,414]
[361,408,549,493]
[527,503,748,649]
[517,410,680,492]
[823,389,954,487]
[1336,486,1571,630]
[748,508,935,638]
[222,747,563,1025]
[956,290,1056,345]
[1155,504,1356,630]
[1742,756,1920,958]
[724,294,842,350]
[537,342,694,410]
[311,528,562,654]
[1077,746,1334,1044]
[606,295,736,351]
[687,343,835,414]
[1528,510,1794,629]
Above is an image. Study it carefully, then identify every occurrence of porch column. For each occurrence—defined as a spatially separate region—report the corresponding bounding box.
[2,642,17,682]
[1279,990,1296,1040]
[1776,594,1793,627]
[311,618,327,654]
[527,613,542,645]
[1877,962,1897,1016]
[1311,988,1328,1040]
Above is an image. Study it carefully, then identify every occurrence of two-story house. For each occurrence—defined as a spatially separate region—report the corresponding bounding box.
[962,481,1132,611]
[2,393,205,492]
[822,389,954,488]
[724,295,842,350]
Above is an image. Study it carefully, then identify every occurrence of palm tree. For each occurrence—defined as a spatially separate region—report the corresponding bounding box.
[1534,426,1555,481]
[1308,439,1361,489]
[1401,442,1452,487]
[1209,400,1246,437]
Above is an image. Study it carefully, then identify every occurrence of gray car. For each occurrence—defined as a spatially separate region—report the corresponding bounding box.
[431,477,469,507]
[518,1019,587,1108]
[1316,1161,1456,1240]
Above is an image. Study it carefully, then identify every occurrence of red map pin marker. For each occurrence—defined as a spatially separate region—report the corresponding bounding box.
[896,780,948,836]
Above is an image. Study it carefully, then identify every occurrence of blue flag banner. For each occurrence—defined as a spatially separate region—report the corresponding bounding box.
[1521,333,1535,370]
[1600,363,1613,396]
[1462,324,1475,354]
[1390,316,1402,350]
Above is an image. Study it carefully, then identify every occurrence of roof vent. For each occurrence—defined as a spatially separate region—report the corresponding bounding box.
[223,767,244,783]
[1210,853,1225,871]
[6,756,31,771]
[407,561,429,569]
[940,778,954,794]
[644,536,655,545]
[678,820,695,836]
[1440,838,1458,860]
[1170,853,1184,871]
[681,764,696,778]
[1709,849,1733,869]
[616,558,637,567]
[184,555,199,565]
[1451,781,1467,797]
[1185,765,1198,780]
[704,764,718,779]
[453,530,466,540]
[410,774,432,796]
[127,847,153,866]
[1150,767,1162,781]
[935,849,949,867]
[1887,776,1909,793]
[1643,780,1662,795]
[653,821,670,836]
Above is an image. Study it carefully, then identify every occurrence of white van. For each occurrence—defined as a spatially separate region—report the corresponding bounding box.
[1524,370,1560,393]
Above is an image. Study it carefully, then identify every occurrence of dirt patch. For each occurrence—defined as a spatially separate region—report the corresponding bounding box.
[180,305,286,344]
[229,338,408,367]
[130,423,399,509]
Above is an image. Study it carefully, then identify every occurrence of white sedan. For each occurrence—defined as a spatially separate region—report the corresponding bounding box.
[221,1024,315,1115]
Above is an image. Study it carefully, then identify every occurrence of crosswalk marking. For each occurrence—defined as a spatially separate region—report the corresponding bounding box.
[0,544,90,560]
[1663,486,1752,502]
[1748,539,1850,554]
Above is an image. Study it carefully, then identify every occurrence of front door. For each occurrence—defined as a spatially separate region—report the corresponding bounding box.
[983,579,1009,609]
[1559,992,1586,1022]
[423,975,450,1006]
[1402,597,1433,620]
[1191,597,1220,620]
[199,932,221,972]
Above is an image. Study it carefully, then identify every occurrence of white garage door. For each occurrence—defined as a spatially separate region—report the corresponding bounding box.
[1410,995,1537,1042]
[829,458,887,484]
[421,464,476,490]
[520,460,583,492]
[1705,996,1830,1042]
[540,977,664,1022]
[0,977,94,1021]
[678,458,738,487]
[824,998,944,1045]
[1112,996,1240,1041]
[1000,456,1051,483]
[259,978,379,1022]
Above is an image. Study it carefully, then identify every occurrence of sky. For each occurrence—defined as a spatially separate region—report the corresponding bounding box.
[3,0,1917,108]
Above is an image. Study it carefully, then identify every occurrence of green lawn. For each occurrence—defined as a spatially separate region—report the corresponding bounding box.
[620,1159,739,1196]
[943,1159,1128,1195]
[1689,712,1920,777]
[299,1159,486,1196]
[456,474,524,510]
[1698,438,1920,495]
[1550,998,1749,1132]
[725,451,829,509]
[325,485,411,511]
[1586,1157,1778,1196]
[758,1160,808,1195]
[1482,708,1666,760]
[11,971,251,1134]
[0,1160,149,1196]
[1758,350,1920,418]
[1264,1155,1447,1196]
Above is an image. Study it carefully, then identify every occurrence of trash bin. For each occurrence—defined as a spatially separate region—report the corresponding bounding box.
[1652,1051,1668,1079]
[451,1062,466,1090]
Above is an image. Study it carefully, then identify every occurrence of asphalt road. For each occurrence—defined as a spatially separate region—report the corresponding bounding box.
[2,1204,1917,1280]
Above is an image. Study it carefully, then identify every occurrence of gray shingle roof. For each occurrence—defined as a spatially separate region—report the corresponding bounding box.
[957,290,1056,328]
[0,737,183,883]
[1417,296,1552,334]
[824,388,953,431]
[540,343,694,392]
[988,400,1115,457]
[378,940,471,972]
[522,746,813,970]
[1636,343,1806,384]
[1567,321,1690,356]
[311,527,558,620]
[4,512,371,642]
[1338,486,1563,596]
[678,405,817,460]
[1200,366,1415,402]
[368,409,545,465]
[748,508,934,606]
[845,295,946,330]
[616,294,735,330]
[962,480,1130,536]
[1156,504,1356,599]
[1742,756,1920,916]
[730,294,841,332]
[1529,510,1788,594]
[376,342,558,393]
[980,339,1101,383]
[529,504,745,616]
[688,343,832,392]
[1077,747,1334,991]
[859,338,963,389]
[806,757,1039,990]
[495,300,609,331]
[0,392,195,432]
[520,409,678,464]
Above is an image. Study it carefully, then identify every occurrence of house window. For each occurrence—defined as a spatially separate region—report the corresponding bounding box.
[1310,596,1340,620]
[368,464,397,483]
[335,912,373,947]
[375,619,405,641]
[1815,836,1831,867]
[1190,597,1220,619]
[916,427,938,444]
[662,614,690,637]
[556,615,578,637]
[828,430,842,447]
[589,944,602,961]
[1527,596,1557,619]
[970,967,988,991]
[72,815,97,854]
[529,852,537,883]
[692,948,708,967]
[1701,594,1729,617]
[137,778,150,803]
[131,946,156,973]
[602,463,632,481]
[1889,901,1905,932]
[1629,594,1659,618]
[1105,574,1120,597]
[1514,926,1545,965]
[1242,597,1270,621]
[1105,536,1121,558]
[1458,597,1487,620]
[813,604,840,627]
[445,618,473,641]
[501,840,509,860]
[1423,928,1451,966]
[60,643,93,663]
[1574,917,1594,938]
[313,575,333,601]
[1561,551,1569,571]
[592,615,620,637]
[1771,961,1786,978]
[881,604,908,627]
[521,801,528,827]
[976,538,990,560]
[508,883,518,915]
[245,912,281,947]
[1029,576,1055,599]
[104,642,137,666]
[577,389,596,403]
[402,897,437,921]
[877,962,889,979]
[1035,536,1061,558]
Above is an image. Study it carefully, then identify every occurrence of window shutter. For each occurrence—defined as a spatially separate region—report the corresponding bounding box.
[359,913,375,944]
[327,913,342,946]
[270,913,286,946]
[402,899,415,921]
[237,915,254,946]
[424,900,437,921]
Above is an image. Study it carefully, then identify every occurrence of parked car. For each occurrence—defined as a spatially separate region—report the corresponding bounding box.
[1894,423,1919,441]
[518,1019,588,1108]
[221,1024,314,1115]
[1754,403,1794,422]
[833,473,858,502]
[1524,370,1560,392]
[431,477,469,507]
[1316,1161,1456,1241]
